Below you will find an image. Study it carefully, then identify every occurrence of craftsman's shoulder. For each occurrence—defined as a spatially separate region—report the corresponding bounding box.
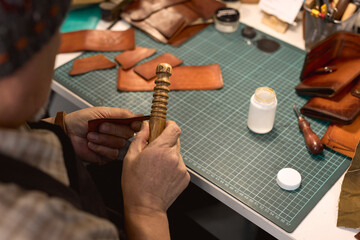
[0,182,119,240]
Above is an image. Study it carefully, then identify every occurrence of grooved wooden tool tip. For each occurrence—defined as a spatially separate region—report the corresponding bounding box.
[149,63,172,143]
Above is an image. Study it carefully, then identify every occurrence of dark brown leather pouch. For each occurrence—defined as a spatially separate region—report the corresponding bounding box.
[296,31,360,98]
[300,79,360,124]
[321,114,360,158]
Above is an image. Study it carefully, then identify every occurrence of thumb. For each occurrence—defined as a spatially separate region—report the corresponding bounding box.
[127,121,149,156]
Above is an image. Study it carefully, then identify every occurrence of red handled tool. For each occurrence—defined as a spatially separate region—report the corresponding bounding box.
[292,104,324,155]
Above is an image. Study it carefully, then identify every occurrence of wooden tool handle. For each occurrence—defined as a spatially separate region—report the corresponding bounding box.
[149,63,172,143]
[298,117,324,155]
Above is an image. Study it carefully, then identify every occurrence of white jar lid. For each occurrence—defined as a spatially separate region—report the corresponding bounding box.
[276,168,301,191]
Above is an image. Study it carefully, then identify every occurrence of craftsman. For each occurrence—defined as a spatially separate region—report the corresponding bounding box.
[0,0,190,239]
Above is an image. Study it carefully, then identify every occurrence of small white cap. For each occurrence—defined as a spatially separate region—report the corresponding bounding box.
[276,168,301,191]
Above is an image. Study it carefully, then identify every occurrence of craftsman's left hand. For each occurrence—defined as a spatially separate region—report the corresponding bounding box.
[64,107,143,163]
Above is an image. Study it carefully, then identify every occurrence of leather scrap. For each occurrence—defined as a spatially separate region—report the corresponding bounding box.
[69,54,116,76]
[133,52,183,80]
[321,113,360,158]
[59,28,135,53]
[337,140,360,228]
[115,46,156,70]
[118,64,223,91]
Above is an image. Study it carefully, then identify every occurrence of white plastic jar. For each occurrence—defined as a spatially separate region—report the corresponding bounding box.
[247,87,277,134]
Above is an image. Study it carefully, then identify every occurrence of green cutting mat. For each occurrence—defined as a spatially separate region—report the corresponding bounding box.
[53,24,351,232]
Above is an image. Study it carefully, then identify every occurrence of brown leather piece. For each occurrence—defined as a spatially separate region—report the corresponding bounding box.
[69,54,116,76]
[145,8,187,38]
[167,2,201,24]
[190,0,226,19]
[321,114,360,158]
[115,46,156,70]
[300,79,360,124]
[337,140,360,228]
[355,232,360,240]
[133,52,183,80]
[121,0,220,45]
[296,31,360,97]
[121,12,168,43]
[129,0,187,21]
[59,28,135,53]
[118,64,223,91]
[168,23,210,47]
[88,116,151,132]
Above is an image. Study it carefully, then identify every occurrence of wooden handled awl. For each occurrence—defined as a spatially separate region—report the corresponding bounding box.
[149,63,172,143]
[293,104,324,155]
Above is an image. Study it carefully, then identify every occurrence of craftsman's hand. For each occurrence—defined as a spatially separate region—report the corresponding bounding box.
[122,121,190,240]
[65,107,142,163]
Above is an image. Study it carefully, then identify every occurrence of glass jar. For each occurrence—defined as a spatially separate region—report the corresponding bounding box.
[247,87,277,134]
[214,7,240,33]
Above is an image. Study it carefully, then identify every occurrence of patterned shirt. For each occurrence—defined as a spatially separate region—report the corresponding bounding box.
[0,125,119,240]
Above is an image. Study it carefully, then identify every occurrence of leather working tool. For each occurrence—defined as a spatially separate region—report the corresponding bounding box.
[293,104,324,155]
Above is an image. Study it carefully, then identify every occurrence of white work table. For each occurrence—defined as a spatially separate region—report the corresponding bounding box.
[51,3,357,240]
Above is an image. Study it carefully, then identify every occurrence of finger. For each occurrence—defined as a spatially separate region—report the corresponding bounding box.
[151,121,181,147]
[88,142,119,160]
[87,132,127,149]
[99,122,135,139]
[127,121,149,155]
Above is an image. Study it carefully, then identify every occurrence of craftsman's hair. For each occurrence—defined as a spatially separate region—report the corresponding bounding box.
[0,0,71,77]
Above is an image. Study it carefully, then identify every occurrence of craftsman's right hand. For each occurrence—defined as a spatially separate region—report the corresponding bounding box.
[122,120,190,215]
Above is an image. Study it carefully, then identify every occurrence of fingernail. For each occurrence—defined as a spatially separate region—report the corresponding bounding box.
[140,121,146,130]
[88,133,98,141]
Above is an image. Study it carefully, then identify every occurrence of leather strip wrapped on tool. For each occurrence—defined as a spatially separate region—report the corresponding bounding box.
[295,31,360,98]
[120,0,225,45]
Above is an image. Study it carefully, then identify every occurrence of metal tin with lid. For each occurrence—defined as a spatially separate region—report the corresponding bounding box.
[214,7,240,33]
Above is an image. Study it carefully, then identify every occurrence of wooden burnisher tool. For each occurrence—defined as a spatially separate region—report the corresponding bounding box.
[149,63,172,143]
